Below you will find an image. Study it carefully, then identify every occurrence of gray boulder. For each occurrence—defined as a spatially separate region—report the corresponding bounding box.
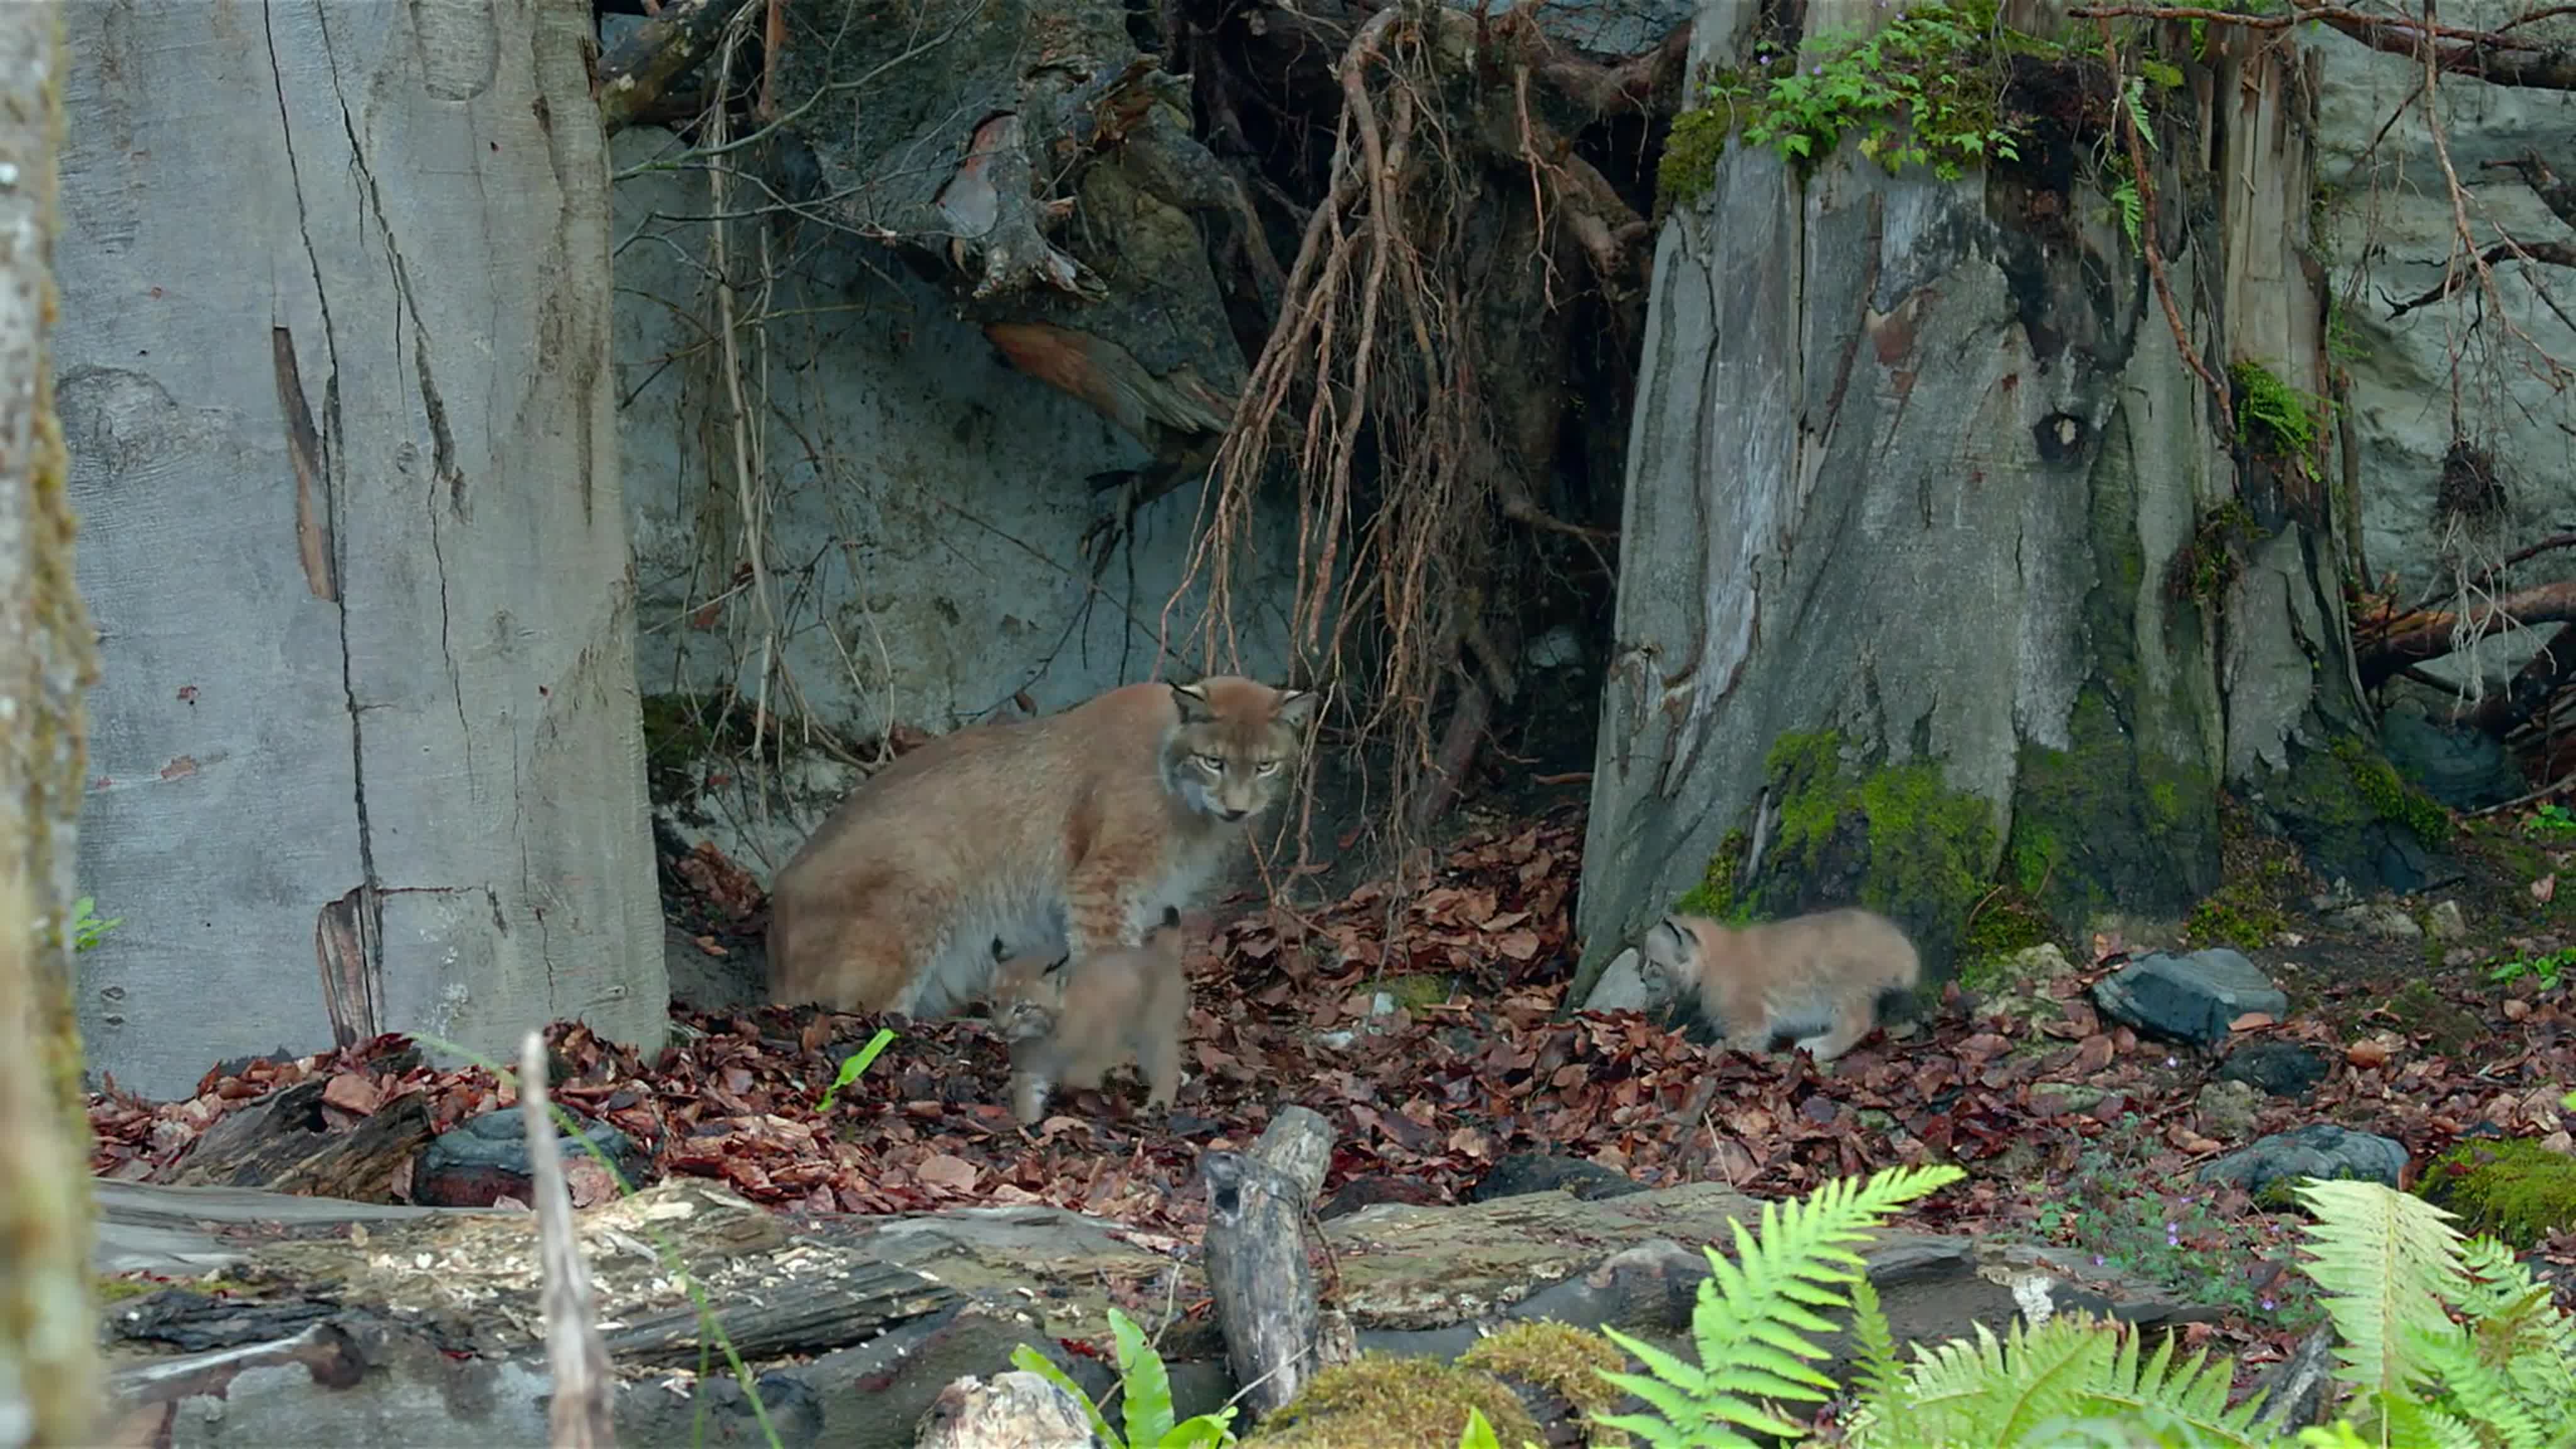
[2198,1124,2409,1199]
[2092,950,2288,1046]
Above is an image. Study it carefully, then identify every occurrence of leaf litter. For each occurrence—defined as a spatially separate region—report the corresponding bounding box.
[83,801,2576,1383]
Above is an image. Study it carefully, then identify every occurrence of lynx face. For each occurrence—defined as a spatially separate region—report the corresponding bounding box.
[1163,679,1318,823]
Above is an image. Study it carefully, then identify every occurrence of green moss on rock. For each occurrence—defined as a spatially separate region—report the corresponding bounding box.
[1457,1322,1629,1444]
[1745,731,1999,970]
[1250,1353,1541,1449]
[2333,736,2452,845]
[1671,830,1752,921]
[2270,736,2455,891]
[2417,1137,2576,1248]
[2008,687,2219,940]
[1655,103,1733,217]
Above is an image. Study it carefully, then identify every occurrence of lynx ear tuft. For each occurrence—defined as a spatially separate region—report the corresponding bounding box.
[1169,679,1216,724]
[1274,687,1319,732]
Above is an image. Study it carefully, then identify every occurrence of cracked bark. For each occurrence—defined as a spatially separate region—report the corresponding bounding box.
[59,0,666,1098]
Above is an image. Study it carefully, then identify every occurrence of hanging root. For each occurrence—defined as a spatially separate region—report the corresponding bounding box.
[1173,0,1643,881]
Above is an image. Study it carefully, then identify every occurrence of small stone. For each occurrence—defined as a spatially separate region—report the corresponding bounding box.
[2445,947,2478,968]
[2197,1123,2409,1199]
[413,1108,652,1208]
[2219,1040,2330,1099]
[2194,1079,2263,1140]
[2428,899,2467,941]
[2092,949,2289,1046]
[2360,902,2421,940]
[1468,1152,1645,1204]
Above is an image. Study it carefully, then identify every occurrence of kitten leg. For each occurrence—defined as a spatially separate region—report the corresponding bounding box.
[1795,990,1881,1063]
[1136,1023,1182,1112]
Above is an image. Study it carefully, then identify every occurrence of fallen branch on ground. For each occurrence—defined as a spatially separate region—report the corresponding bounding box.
[2360,578,2576,684]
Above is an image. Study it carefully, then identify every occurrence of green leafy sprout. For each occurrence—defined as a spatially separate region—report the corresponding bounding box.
[1011,1306,1239,1448]
[70,895,119,953]
[816,1026,897,1112]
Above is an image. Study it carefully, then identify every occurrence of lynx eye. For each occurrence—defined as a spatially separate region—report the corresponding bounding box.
[1193,753,1225,774]
[1253,760,1283,777]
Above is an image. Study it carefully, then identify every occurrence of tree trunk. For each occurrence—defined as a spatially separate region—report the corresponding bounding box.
[1575,1,2377,994]
[56,0,667,1099]
[0,4,105,1441]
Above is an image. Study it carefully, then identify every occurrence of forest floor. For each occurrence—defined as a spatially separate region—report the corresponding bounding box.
[84,785,2576,1397]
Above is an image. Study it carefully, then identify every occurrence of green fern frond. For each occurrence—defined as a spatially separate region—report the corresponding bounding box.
[1846,1274,1905,1410]
[1594,1163,1963,1446]
[2294,1177,2471,1409]
[2408,1322,2545,1449]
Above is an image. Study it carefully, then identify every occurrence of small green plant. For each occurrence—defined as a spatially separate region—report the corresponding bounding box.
[69,896,120,953]
[1011,1306,1238,1448]
[1736,3,2025,182]
[814,1026,897,1112]
[2231,359,2327,458]
[2490,947,2576,992]
[1588,1163,2576,1448]
[2526,802,2576,840]
[2035,1141,2318,1328]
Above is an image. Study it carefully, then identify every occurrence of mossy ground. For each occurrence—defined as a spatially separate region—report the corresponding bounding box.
[2418,1137,2576,1248]
[2008,687,2219,941]
[2181,797,2312,950]
[1250,1352,1543,1448]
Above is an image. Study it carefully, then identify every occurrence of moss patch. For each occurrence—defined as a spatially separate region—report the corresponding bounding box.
[1654,103,1733,217]
[2182,799,2308,950]
[2417,1137,2576,1248]
[2008,686,2219,940]
[2162,499,2265,608]
[2387,979,2485,1060]
[1457,1322,1629,1443]
[1742,731,1999,972]
[1251,1353,1541,1448]
[1671,830,1752,921]
[1958,889,2056,962]
[2271,736,2455,891]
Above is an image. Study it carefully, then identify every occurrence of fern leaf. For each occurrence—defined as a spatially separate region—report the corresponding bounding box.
[2294,1177,2470,1409]
[1109,1307,1177,1449]
[2409,1319,2544,1449]
[1846,1275,1906,1412]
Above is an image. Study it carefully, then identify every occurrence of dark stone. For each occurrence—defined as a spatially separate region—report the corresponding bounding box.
[2381,708,2524,812]
[614,1368,824,1447]
[2219,1040,2331,1099]
[412,1107,654,1208]
[2197,1123,2409,1199]
[1319,1174,1445,1219]
[1467,1153,1647,1204]
[2092,950,2288,1046]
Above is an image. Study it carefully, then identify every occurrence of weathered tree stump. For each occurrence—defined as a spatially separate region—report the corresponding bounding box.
[1201,1103,1335,1419]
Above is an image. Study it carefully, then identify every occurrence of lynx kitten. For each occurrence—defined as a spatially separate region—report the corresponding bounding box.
[767,676,1317,1019]
[1636,908,1921,1062]
[1008,907,1191,1124]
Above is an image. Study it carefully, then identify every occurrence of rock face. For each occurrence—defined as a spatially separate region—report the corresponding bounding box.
[1576,3,2351,1001]
[2199,1124,2411,1199]
[2093,951,2290,1046]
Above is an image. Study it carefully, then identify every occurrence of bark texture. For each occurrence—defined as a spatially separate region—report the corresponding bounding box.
[0,4,104,1441]
[1576,1,2358,992]
[57,0,665,1098]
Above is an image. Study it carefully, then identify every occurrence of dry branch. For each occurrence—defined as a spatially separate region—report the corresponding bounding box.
[2072,3,2576,89]
[597,0,758,136]
[1201,1104,1335,1420]
[2389,239,2576,316]
[2361,577,2576,683]
[521,1032,615,1449]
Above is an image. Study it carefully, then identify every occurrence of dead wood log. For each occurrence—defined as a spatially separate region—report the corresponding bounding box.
[2360,578,2576,686]
[169,1076,436,1202]
[601,1258,962,1366]
[1201,1103,1334,1420]
[523,1031,616,1449]
[2248,1323,2339,1431]
[2458,622,2576,735]
[597,0,757,136]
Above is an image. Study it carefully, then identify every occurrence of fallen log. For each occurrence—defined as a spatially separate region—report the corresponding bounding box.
[1202,1104,1336,1420]
[2360,577,2576,687]
[597,0,756,137]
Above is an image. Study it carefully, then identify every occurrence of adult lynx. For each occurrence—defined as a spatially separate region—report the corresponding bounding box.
[767,676,1317,1018]
[1635,908,1921,1062]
